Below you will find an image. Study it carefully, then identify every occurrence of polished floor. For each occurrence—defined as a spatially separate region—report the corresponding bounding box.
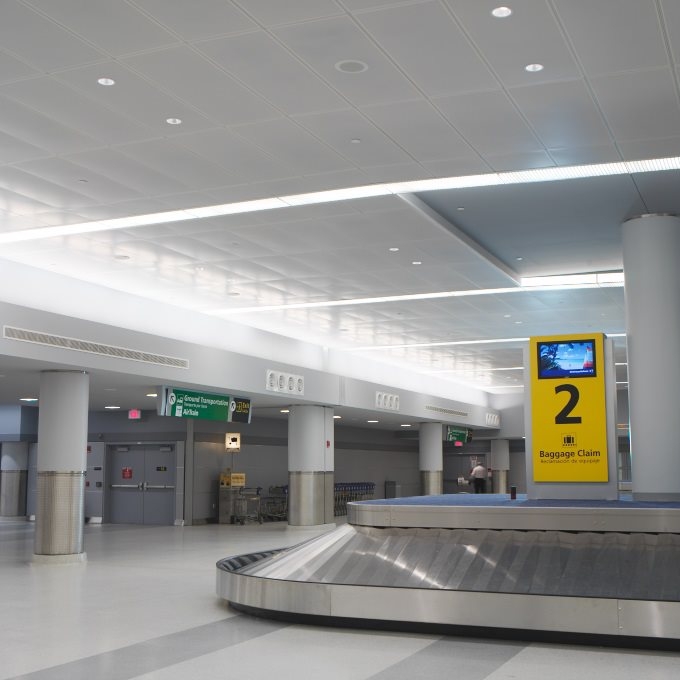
[1,519,679,680]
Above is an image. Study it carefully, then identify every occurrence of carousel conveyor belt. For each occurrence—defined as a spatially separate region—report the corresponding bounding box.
[217,524,680,646]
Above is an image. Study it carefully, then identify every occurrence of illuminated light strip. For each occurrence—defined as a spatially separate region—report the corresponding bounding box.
[350,337,530,351]
[0,157,678,244]
[431,366,525,374]
[209,273,624,315]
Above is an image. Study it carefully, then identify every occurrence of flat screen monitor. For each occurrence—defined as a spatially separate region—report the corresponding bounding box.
[537,339,596,379]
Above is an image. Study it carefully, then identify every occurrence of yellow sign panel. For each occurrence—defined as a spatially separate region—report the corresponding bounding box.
[530,333,608,482]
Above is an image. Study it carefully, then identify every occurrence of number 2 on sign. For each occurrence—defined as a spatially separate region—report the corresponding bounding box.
[554,384,582,424]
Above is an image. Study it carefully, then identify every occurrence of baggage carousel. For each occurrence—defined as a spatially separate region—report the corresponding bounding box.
[216,495,680,649]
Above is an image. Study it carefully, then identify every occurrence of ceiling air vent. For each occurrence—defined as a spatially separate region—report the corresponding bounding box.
[3,326,188,369]
[425,405,468,418]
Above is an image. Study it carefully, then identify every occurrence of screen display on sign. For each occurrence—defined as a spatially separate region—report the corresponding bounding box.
[537,339,596,379]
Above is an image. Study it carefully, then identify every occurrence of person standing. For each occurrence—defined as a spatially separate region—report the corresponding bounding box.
[470,463,487,494]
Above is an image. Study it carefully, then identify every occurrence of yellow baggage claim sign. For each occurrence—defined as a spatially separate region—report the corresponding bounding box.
[530,334,608,482]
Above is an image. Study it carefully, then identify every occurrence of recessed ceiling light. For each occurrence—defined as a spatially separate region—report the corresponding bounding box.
[514,320,523,324]
[515,256,523,261]
[389,247,399,252]
[492,6,513,18]
[335,60,368,73]
[105,405,121,410]
[503,314,512,318]
[333,415,342,419]
[456,206,465,211]
[146,393,157,398]
[350,138,361,144]
[412,260,422,265]
[280,409,290,413]
[97,77,115,86]
[525,63,544,72]
[166,118,182,125]
[400,424,412,427]
[367,419,379,423]
[20,397,38,402]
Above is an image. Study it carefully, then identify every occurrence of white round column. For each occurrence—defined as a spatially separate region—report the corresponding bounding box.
[419,422,443,495]
[34,370,89,561]
[0,442,29,517]
[490,439,510,494]
[287,405,334,526]
[622,214,680,500]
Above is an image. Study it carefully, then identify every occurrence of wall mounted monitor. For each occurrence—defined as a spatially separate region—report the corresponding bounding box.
[537,339,596,379]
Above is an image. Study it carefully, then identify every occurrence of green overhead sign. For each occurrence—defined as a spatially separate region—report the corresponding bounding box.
[160,387,251,423]
[446,427,469,443]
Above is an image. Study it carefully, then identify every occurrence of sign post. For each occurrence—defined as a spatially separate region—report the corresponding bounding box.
[525,333,618,499]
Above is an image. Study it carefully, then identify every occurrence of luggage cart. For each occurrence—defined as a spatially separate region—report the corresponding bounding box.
[232,487,262,525]
[261,486,288,521]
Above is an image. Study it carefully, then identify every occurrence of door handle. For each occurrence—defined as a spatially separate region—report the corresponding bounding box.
[145,484,176,490]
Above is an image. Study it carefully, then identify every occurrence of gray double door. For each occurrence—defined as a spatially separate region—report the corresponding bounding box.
[107,445,176,525]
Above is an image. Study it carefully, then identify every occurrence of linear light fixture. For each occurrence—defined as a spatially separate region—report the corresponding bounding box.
[350,337,530,351]
[209,272,624,316]
[0,158,679,244]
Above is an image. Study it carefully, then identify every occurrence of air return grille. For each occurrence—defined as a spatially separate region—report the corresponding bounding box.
[3,326,188,369]
[425,405,468,418]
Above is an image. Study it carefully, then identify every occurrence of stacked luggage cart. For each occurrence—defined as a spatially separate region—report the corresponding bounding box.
[334,482,375,517]
[261,486,288,522]
[232,487,263,525]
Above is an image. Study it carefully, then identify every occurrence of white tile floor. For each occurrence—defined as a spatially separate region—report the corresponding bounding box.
[1,519,678,680]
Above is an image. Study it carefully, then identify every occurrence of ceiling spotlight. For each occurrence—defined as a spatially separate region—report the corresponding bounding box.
[146,393,157,398]
[104,405,121,410]
[525,63,544,72]
[412,260,422,265]
[400,424,412,428]
[367,419,379,423]
[335,60,368,73]
[389,247,399,252]
[97,77,115,86]
[492,6,512,18]
[280,409,290,414]
[166,117,182,125]
[333,415,342,419]
[20,397,38,402]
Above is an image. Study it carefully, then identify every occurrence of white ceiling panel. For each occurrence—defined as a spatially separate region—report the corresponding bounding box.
[233,118,353,174]
[483,150,555,171]
[133,0,258,40]
[197,31,347,115]
[445,0,580,87]
[0,49,39,83]
[64,149,189,196]
[547,144,621,166]
[590,68,680,141]
[293,110,412,166]
[0,78,153,146]
[618,134,680,161]
[171,128,293,182]
[234,0,343,25]
[553,0,668,76]
[510,80,612,149]
[0,167,95,210]
[356,1,498,96]
[361,100,472,161]
[0,95,98,154]
[122,46,280,125]
[662,0,680,64]
[0,1,104,70]
[273,17,421,106]
[435,90,543,154]
[54,61,217,136]
[25,0,178,56]
[117,139,236,189]
[421,156,492,177]
[14,157,143,204]
[0,130,46,165]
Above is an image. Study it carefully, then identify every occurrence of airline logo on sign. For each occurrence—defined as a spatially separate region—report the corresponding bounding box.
[530,333,608,483]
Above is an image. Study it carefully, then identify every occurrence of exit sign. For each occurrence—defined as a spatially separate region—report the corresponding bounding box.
[128,409,142,420]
